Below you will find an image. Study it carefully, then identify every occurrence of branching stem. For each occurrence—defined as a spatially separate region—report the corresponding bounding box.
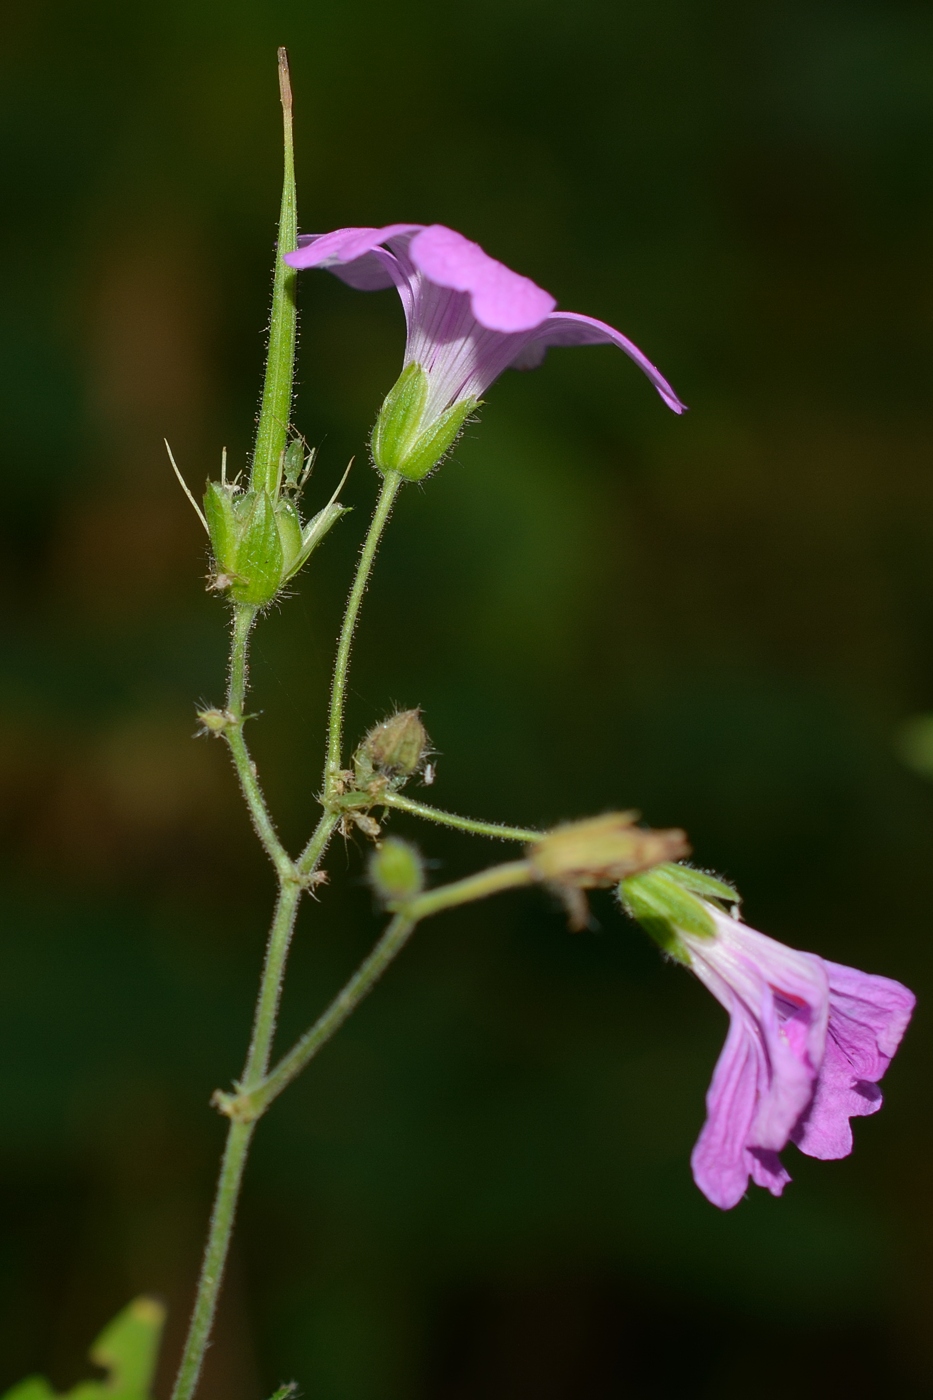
[378,790,542,843]
[237,859,534,1119]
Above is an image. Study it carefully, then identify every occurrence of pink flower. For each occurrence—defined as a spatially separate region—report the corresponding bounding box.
[285,223,685,478]
[681,909,915,1210]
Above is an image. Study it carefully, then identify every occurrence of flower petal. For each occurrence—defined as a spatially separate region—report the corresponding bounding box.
[792,961,915,1161]
[512,310,687,414]
[747,1147,792,1197]
[690,997,765,1209]
[410,225,556,333]
[285,223,422,275]
[685,912,829,1208]
[691,914,829,1145]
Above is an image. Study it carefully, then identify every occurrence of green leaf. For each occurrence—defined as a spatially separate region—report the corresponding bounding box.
[2,1297,165,1400]
[266,1386,298,1400]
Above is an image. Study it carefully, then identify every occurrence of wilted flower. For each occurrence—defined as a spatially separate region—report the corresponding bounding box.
[621,867,915,1209]
[285,223,686,480]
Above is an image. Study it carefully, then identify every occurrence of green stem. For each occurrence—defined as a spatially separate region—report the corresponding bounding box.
[244,859,534,1117]
[171,877,303,1400]
[171,56,303,1399]
[324,471,402,795]
[224,603,293,878]
[379,791,542,843]
[174,460,407,1391]
[250,49,298,496]
[241,880,304,1084]
[297,809,340,878]
[169,1120,254,1400]
[405,859,534,920]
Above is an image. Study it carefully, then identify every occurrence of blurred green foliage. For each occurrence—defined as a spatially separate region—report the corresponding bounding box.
[1,0,932,1395]
[2,1298,165,1400]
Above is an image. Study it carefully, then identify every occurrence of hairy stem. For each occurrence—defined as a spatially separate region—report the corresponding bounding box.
[171,879,301,1400]
[297,809,340,878]
[324,470,402,795]
[249,48,298,496]
[225,603,293,878]
[378,791,542,843]
[171,51,301,1400]
[243,859,534,1117]
[170,1120,254,1400]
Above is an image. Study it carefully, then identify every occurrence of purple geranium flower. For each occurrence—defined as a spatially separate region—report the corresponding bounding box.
[285,223,686,480]
[681,907,915,1210]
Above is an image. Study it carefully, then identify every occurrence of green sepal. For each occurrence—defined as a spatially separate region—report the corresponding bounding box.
[1,1296,165,1400]
[394,396,477,481]
[231,490,283,606]
[275,498,305,576]
[371,362,428,470]
[204,480,238,576]
[658,862,740,907]
[619,867,717,962]
[281,500,350,583]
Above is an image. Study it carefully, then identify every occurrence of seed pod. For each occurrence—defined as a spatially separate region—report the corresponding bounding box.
[529,812,689,889]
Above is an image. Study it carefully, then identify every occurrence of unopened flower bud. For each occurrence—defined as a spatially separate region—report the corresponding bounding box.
[354,709,430,789]
[371,363,477,482]
[530,812,689,889]
[368,837,424,906]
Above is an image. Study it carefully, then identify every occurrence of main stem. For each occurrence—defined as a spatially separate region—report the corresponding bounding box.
[171,49,303,1400]
[171,880,301,1400]
[324,470,402,795]
[172,475,403,1396]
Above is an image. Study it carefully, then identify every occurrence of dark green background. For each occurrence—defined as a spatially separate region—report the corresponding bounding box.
[1,0,931,1394]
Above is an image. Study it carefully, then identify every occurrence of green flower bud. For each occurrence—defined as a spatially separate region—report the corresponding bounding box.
[619,864,739,961]
[368,837,424,906]
[371,363,477,482]
[354,709,430,790]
